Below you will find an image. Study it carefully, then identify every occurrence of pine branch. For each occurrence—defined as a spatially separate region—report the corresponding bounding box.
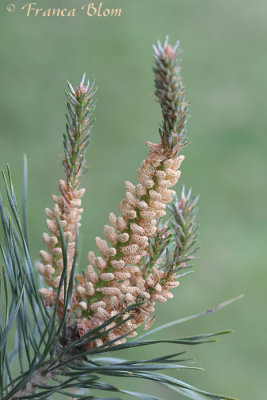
[0,38,240,400]
[39,75,97,310]
[69,38,189,347]
[0,167,238,400]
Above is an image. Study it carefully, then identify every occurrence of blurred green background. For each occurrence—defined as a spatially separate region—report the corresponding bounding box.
[1,0,266,399]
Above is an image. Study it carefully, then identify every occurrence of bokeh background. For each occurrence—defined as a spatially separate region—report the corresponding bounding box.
[1,0,266,399]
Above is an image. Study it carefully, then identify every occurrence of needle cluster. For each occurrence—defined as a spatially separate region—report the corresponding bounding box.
[153,36,188,154]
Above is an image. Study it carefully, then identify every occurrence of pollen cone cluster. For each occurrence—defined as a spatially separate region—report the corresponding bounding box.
[39,38,192,349]
[75,147,184,346]
[38,181,84,307]
[39,75,96,311]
